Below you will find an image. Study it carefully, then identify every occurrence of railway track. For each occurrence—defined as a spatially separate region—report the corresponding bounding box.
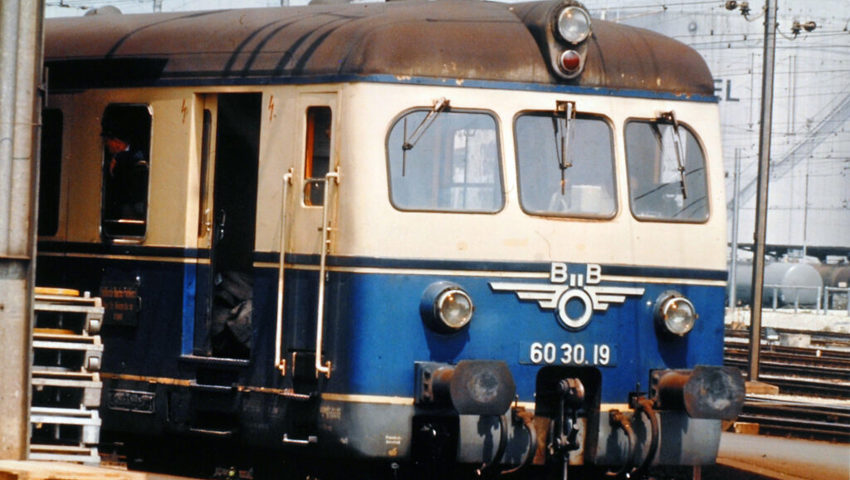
[724,329,850,398]
[724,327,850,350]
[723,328,850,442]
[735,398,850,443]
[724,343,850,396]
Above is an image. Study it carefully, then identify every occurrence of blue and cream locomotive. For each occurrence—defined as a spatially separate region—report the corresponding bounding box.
[37,0,743,477]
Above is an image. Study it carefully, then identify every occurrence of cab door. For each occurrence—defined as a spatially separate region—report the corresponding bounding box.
[193,92,262,359]
[279,92,338,387]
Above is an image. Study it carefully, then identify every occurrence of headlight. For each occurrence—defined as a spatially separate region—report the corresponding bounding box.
[438,289,473,329]
[420,282,474,333]
[654,291,697,336]
[556,5,591,44]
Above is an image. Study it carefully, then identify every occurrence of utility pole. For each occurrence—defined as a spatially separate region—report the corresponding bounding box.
[729,148,741,310]
[748,0,778,382]
[0,0,44,460]
[802,158,809,258]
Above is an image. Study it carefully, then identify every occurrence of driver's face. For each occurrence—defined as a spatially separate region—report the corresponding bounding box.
[104,136,128,155]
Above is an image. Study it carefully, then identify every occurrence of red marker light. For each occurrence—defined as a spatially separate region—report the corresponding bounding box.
[559,50,582,73]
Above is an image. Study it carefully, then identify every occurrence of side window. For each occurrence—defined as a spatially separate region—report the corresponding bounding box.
[304,106,331,206]
[387,109,502,212]
[625,119,708,221]
[38,109,63,236]
[101,104,151,238]
[515,113,616,217]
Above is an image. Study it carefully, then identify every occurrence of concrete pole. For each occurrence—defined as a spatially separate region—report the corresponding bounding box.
[0,0,44,461]
[748,0,778,382]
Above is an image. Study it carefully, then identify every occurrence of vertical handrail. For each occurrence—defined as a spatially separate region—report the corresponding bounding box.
[274,169,293,375]
[315,169,338,378]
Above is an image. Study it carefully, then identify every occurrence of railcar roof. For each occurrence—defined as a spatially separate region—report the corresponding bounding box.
[44,0,714,98]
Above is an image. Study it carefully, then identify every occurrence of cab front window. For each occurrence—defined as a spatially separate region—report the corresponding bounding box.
[387,108,502,213]
[515,112,616,217]
[625,118,708,222]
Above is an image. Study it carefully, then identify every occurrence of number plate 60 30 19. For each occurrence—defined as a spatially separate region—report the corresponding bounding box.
[520,342,617,366]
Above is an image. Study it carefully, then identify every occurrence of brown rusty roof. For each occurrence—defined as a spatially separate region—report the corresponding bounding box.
[44,0,715,99]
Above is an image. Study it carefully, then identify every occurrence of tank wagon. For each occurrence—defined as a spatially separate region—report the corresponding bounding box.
[37,1,743,478]
[733,261,824,307]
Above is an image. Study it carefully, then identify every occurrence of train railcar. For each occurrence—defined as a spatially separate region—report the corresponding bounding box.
[36,1,744,478]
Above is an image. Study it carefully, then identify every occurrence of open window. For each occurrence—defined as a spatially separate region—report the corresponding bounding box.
[387,107,503,213]
[100,104,151,239]
[38,109,63,236]
[625,117,708,222]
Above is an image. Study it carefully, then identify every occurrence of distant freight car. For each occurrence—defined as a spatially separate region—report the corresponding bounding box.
[733,261,824,307]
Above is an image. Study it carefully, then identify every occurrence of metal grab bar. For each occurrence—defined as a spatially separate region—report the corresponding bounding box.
[314,169,338,378]
[283,433,318,445]
[274,169,293,375]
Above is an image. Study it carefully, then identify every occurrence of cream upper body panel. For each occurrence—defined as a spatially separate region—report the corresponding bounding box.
[45,82,724,272]
[44,86,256,248]
[264,82,726,271]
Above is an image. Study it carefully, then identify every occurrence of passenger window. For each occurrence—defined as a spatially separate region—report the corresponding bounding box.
[515,113,616,217]
[625,119,708,221]
[100,104,151,238]
[39,109,63,236]
[387,109,502,212]
[304,106,331,206]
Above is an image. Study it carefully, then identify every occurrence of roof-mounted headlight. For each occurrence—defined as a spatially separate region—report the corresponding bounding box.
[420,282,474,334]
[654,291,697,337]
[556,5,591,44]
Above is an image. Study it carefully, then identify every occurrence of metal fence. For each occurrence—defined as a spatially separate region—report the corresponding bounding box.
[763,284,850,315]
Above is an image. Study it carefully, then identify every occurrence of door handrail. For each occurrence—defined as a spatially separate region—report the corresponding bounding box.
[315,169,338,378]
[274,169,293,375]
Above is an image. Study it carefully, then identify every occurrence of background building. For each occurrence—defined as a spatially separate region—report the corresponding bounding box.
[583,0,849,256]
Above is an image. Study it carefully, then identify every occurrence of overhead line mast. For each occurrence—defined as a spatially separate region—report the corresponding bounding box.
[748,0,778,382]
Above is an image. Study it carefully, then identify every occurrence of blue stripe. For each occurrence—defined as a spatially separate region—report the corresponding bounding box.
[277,253,728,281]
[38,241,206,259]
[48,71,718,103]
[37,243,727,282]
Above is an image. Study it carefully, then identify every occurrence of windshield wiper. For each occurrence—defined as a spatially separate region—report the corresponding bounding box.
[401,97,449,176]
[659,110,688,199]
[552,100,576,194]
[402,97,449,152]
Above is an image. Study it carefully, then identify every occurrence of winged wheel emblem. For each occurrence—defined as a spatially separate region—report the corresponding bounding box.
[490,263,644,330]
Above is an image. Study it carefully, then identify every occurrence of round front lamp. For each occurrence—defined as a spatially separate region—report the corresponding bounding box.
[556,6,592,44]
[654,291,697,337]
[421,282,474,333]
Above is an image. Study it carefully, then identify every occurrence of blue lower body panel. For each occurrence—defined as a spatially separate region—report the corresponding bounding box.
[37,245,731,469]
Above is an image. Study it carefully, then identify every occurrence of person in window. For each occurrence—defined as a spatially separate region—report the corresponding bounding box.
[101,121,148,220]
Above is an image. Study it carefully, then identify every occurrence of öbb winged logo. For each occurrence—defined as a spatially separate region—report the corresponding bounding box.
[490,263,644,330]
